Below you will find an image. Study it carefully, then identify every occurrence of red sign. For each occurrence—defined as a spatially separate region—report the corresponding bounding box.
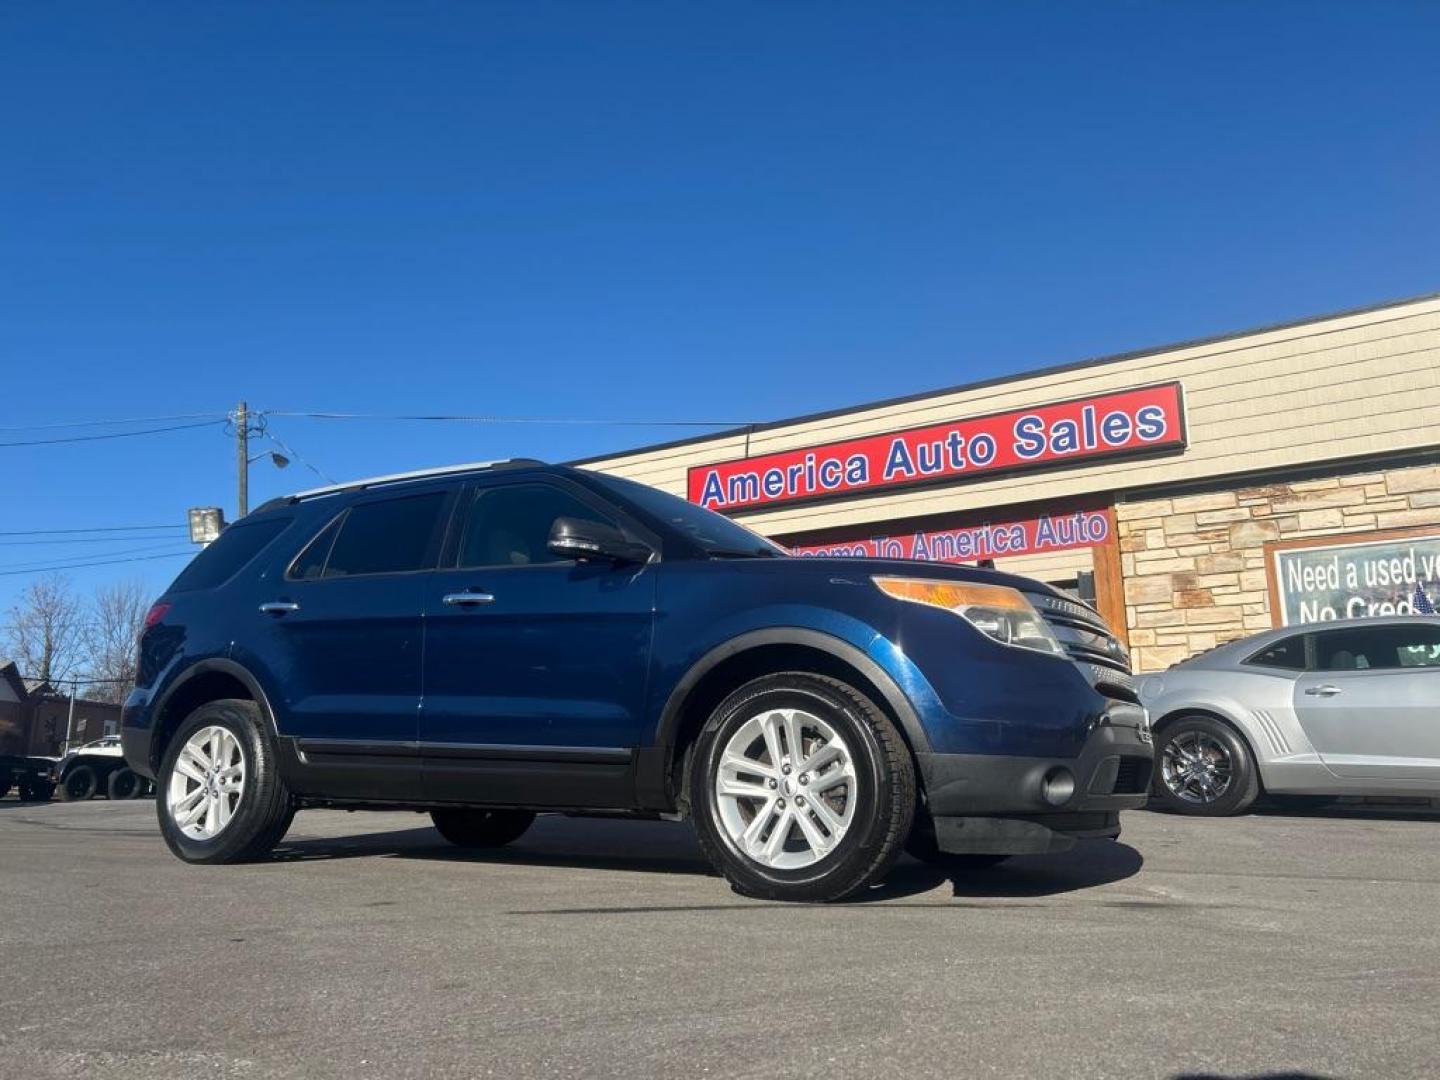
[688,382,1185,511]
[790,507,1114,563]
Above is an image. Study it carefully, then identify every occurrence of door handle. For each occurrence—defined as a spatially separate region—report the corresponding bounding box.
[1304,685,1342,697]
[259,601,301,616]
[442,592,495,607]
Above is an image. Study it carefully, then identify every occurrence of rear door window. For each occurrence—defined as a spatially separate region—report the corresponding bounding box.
[169,518,291,592]
[318,492,448,578]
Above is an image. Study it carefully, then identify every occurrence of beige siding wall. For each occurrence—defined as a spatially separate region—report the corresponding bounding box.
[583,296,1440,536]
[991,546,1094,584]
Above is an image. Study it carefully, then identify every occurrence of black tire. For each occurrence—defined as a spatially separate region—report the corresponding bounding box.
[18,778,56,803]
[1151,714,1260,817]
[156,699,295,864]
[0,769,11,800]
[904,813,1010,870]
[107,768,142,801]
[60,766,98,802]
[430,808,536,848]
[689,672,916,903]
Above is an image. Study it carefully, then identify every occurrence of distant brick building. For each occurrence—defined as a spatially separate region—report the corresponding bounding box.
[0,661,123,757]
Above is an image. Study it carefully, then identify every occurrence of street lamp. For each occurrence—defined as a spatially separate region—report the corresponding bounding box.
[249,450,290,470]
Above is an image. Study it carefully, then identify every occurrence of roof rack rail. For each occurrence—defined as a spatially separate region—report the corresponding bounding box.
[287,458,547,501]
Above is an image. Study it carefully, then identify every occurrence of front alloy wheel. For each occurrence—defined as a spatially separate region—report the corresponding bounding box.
[1161,729,1233,806]
[713,707,857,870]
[690,672,915,903]
[1152,714,1259,817]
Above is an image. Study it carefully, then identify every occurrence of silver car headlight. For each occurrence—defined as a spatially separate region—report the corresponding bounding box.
[873,576,1066,657]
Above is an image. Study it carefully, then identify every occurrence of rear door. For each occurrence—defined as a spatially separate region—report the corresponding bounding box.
[246,487,453,799]
[419,477,657,806]
[1293,623,1440,781]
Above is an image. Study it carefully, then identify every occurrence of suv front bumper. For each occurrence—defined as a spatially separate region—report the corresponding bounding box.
[916,707,1153,855]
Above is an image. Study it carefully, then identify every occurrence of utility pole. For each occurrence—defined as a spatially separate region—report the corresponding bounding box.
[236,399,249,518]
[229,402,288,524]
[63,677,76,756]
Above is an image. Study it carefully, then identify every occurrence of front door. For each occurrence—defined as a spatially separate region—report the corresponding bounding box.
[246,487,452,799]
[1293,623,1440,781]
[419,478,656,806]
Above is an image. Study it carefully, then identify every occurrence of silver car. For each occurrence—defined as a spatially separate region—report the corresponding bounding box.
[1138,615,1440,815]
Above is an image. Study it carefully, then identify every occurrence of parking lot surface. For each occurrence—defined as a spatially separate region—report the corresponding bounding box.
[2,798,1438,1080]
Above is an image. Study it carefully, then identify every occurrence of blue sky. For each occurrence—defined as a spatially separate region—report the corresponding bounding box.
[2,1,1438,612]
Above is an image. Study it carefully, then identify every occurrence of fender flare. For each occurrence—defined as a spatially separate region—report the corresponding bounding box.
[638,627,932,808]
[148,658,281,770]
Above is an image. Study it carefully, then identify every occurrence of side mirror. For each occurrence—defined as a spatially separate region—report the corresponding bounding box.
[548,517,652,565]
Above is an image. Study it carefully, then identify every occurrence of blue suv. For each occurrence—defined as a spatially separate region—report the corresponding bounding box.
[122,459,1151,902]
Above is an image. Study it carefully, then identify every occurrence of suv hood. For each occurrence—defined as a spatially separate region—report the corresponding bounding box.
[784,555,1068,600]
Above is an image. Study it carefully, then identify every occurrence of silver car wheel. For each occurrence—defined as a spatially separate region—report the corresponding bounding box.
[1161,730,1233,804]
[713,708,856,870]
[167,725,246,840]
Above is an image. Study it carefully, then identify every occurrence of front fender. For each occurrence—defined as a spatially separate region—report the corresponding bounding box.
[648,603,945,756]
[1142,672,1320,768]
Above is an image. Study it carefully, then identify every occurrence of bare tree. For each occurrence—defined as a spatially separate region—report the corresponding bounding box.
[3,574,85,690]
[82,579,151,704]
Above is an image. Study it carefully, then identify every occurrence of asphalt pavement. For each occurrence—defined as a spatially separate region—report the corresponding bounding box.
[2,796,1438,1080]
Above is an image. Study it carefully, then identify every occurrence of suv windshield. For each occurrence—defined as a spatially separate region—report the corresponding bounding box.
[588,473,787,557]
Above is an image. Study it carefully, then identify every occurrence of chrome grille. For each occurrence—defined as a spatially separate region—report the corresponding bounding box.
[1028,590,1137,702]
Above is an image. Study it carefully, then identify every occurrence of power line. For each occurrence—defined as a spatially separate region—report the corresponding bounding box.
[0,550,193,578]
[0,419,225,448]
[265,410,758,427]
[11,672,135,685]
[264,425,336,485]
[0,542,193,573]
[0,524,185,536]
[0,412,224,433]
[0,534,190,547]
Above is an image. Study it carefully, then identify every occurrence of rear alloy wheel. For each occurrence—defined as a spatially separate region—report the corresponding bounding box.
[690,672,915,903]
[1153,714,1259,817]
[430,808,536,848]
[107,768,143,801]
[157,699,295,864]
[60,766,98,802]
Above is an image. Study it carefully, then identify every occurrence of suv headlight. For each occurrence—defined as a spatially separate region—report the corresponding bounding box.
[873,576,1066,657]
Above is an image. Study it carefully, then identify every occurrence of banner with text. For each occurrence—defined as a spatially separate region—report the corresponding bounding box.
[689,382,1185,512]
[1271,532,1440,625]
[791,507,1114,564]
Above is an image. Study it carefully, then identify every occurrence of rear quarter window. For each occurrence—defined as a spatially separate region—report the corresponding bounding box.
[168,518,291,592]
[1243,634,1308,671]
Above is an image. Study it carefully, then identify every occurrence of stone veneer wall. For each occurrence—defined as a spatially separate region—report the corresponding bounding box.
[1116,461,1440,673]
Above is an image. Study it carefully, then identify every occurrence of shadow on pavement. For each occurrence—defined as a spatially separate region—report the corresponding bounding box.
[1250,803,1440,823]
[1173,1073,1334,1080]
[1141,797,1440,823]
[269,814,1144,905]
